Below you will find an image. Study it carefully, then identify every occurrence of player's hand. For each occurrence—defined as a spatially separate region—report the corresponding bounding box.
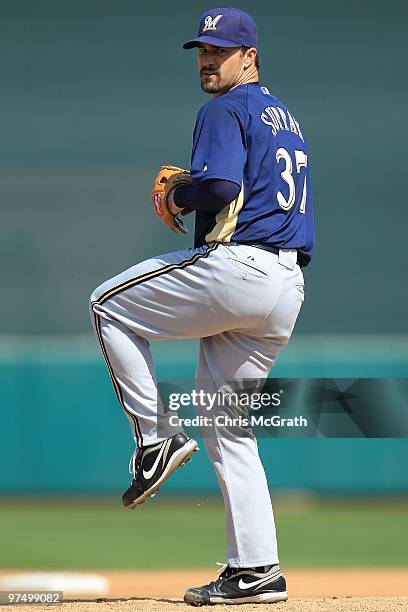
[151,165,193,234]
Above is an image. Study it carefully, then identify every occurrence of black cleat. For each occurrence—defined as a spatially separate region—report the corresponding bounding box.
[122,432,198,509]
[184,564,288,606]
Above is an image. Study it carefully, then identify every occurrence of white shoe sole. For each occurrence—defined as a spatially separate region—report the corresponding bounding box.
[126,439,199,510]
[210,591,288,604]
[184,590,288,606]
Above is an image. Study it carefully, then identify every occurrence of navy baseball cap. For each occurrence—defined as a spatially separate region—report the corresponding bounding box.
[183,7,258,50]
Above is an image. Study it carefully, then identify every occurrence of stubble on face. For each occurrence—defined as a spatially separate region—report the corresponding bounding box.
[199,69,223,94]
[198,45,243,96]
[197,44,258,96]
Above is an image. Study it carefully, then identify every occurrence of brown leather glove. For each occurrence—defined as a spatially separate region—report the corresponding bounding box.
[151,165,193,234]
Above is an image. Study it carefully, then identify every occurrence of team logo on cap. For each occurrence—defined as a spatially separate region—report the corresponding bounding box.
[202,14,223,32]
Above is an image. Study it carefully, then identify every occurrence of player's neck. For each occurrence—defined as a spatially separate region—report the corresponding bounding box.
[213,68,259,97]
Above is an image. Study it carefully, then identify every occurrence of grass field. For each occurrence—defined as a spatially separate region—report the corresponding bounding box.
[0,496,407,569]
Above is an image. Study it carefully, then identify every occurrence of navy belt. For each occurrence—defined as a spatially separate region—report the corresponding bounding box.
[227,241,308,268]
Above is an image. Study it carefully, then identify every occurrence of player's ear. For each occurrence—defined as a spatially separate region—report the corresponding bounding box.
[242,47,257,69]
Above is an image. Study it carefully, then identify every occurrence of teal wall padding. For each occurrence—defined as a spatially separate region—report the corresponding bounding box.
[1,336,407,494]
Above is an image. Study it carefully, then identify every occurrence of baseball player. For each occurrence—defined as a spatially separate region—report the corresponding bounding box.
[90,6,314,606]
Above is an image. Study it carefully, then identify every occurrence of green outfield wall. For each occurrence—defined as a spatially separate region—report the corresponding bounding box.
[1,3,407,495]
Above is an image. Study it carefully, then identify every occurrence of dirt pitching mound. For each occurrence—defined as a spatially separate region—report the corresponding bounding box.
[1,568,407,611]
[2,597,408,612]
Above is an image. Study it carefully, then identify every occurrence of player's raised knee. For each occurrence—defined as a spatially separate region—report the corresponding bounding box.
[89,287,101,312]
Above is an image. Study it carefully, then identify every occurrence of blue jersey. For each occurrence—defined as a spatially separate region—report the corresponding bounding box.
[190,83,315,264]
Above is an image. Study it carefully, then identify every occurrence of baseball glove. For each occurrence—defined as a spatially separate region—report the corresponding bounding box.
[151,165,193,234]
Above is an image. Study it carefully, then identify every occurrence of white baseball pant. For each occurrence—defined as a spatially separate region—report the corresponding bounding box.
[90,241,304,567]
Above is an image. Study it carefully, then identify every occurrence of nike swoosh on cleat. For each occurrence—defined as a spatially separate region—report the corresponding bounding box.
[143,439,172,480]
[238,570,282,591]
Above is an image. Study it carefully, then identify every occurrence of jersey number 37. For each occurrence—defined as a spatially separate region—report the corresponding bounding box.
[276,147,308,214]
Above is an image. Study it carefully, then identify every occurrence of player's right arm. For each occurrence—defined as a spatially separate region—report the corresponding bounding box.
[171,100,245,213]
[172,179,241,213]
